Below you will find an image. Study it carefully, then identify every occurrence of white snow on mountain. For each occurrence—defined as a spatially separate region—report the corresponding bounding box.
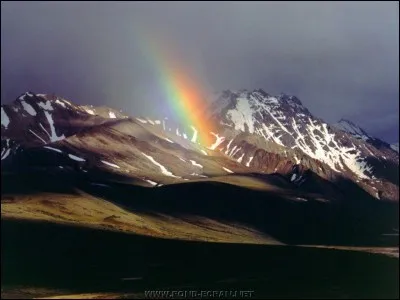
[1,139,11,160]
[1,107,10,128]
[21,100,37,116]
[209,132,225,150]
[226,96,255,133]
[141,152,180,178]
[201,149,208,156]
[210,90,380,179]
[101,160,120,168]
[190,160,203,168]
[391,143,399,153]
[222,167,234,173]
[38,101,54,111]
[55,99,66,108]
[145,179,158,186]
[68,154,86,162]
[44,111,65,142]
[333,119,370,141]
[29,129,46,144]
[136,118,147,124]
[163,137,174,143]
[44,146,63,153]
[191,126,198,143]
[246,156,253,167]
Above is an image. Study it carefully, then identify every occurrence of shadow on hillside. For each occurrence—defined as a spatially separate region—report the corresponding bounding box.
[1,219,399,299]
[365,155,399,186]
[4,165,398,247]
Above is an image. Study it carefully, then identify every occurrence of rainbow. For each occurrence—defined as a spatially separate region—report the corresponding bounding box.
[138,30,214,146]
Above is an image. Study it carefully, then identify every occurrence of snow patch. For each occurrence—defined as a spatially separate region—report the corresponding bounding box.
[293,155,301,164]
[101,160,120,168]
[154,120,161,125]
[246,156,254,167]
[163,137,174,143]
[1,107,10,128]
[39,123,51,139]
[222,167,234,173]
[191,173,207,178]
[29,129,46,144]
[201,150,208,155]
[191,126,198,143]
[190,160,203,168]
[91,183,110,188]
[226,97,255,133]
[136,118,147,124]
[55,99,66,108]
[86,109,95,115]
[291,174,297,182]
[237,153,245,163]
[145,179,158,186]
[44,146,62,153]
[68,154,86,162]
[38,101,54,111]
[209,132,225,150]
[109,112,116,118]
[1,148,10,160]
[21,101,37,116]
[141,152,180,178]
[225,140,233,154]
[44,111,65,142]
[176,128,181,137]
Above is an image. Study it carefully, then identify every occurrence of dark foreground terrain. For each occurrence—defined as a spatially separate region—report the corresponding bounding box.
[2,219,399,299]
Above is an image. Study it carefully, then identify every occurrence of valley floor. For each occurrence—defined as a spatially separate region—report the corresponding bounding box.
[2,219,399,299]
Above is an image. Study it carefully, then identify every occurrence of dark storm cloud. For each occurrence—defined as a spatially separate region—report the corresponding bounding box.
[1,1,398,142]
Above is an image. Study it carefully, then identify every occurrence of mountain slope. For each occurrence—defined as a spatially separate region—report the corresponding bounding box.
[202,90,398,201]
[2,91,399,299]
[391,142,399,153]
[2,91,398,202]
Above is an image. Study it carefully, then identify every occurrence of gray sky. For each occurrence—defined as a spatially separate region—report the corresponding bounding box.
[1,1,399,142]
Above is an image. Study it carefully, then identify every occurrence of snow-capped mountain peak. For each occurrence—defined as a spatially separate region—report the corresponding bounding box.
[1,92,128,161]
[332,119,371,142]
[1,90,399,202]
[391,142,399,153]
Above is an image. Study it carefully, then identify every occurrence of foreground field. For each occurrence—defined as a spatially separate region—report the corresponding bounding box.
[1,219,398,299]
[2,169,398,299]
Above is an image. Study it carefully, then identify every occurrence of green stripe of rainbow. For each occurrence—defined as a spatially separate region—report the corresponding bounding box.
[137,29,214,146]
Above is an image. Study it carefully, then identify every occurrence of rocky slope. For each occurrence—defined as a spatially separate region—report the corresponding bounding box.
[1,90,398,201]
[202,89,398,201]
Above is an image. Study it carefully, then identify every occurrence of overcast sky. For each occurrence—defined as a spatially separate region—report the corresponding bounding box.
[1,1,398,142]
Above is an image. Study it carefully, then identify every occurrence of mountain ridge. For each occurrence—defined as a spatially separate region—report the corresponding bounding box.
[1,90,398,201]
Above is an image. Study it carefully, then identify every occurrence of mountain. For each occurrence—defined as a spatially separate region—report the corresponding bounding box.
[2,90,398,299]
[204,89,399,201]
[2,90,398,201]
[391,142,399,153]
[333,119,373,141]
